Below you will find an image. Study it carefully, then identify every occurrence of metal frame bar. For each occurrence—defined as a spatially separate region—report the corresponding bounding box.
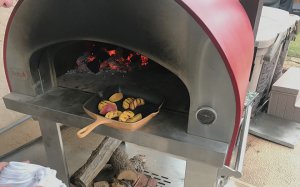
[0,115,31,134]
[218,104,253,184]
[234,105,252,175]
[38,118,69,186]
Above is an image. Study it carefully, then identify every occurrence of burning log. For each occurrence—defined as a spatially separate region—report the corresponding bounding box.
[76,53,92,73]
[74,43,150,74]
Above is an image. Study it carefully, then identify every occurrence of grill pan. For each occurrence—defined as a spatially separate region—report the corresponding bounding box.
[77,85,164,138]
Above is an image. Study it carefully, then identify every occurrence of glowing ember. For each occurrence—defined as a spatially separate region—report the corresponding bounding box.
[107,50,116,56]
[116,57,126,63]
[108,63,120,70]
[141,55,149,66]
[87,56,96,62]
[127,53,134,62]
[75,43,150,73]
[103,48,117,57]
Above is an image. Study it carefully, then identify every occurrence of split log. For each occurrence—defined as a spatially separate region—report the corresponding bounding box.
[94,181,109,187]
[93,164,115,183]
[94,148,145,186]
[117,170,138,182]
[133,175,148,187]
[71,137,122,187]
[111,182,127,187]
[146,178,157,187]
[109,148,138,183]
[129,155,146,173]
[133,174,157,187]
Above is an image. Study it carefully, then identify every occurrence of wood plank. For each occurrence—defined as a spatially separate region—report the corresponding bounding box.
[71,137,122,187]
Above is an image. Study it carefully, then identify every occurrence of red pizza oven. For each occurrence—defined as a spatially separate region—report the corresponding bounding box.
[3,0,255,186]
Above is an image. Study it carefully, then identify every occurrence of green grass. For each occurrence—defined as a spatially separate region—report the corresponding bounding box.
[288,33,300,58]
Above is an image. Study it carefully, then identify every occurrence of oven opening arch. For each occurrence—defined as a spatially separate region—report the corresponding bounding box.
[29,40,191,114]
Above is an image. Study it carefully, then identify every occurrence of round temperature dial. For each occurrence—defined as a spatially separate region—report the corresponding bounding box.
[196,107,217,125]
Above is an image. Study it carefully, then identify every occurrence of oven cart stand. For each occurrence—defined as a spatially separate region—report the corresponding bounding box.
[38,117,220,187]
[36,93,255,187]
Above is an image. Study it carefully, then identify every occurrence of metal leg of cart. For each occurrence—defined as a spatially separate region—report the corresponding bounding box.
[39,119,70,186]
[184,159,218,187]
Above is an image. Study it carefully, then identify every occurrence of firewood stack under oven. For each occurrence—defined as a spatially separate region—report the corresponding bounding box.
[3,0,259,186]
[71,137,157,187]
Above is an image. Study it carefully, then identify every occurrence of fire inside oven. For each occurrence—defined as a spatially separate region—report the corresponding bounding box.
[30,41,190,114]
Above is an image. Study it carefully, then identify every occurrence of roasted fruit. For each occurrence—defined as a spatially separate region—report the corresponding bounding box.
[126,113,142,123]
[105,110,122,119]
[109,92,123,102]
[119,111,135,122]
[129,98,145,110]
[123,98,134,109]
[100,103,118,115]
[98,100,113,111]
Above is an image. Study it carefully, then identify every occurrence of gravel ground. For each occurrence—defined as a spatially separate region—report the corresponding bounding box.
[283,56,300,70]
[241,135,300,187]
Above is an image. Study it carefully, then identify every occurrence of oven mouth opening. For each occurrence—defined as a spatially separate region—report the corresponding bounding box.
[30,40,190,114]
